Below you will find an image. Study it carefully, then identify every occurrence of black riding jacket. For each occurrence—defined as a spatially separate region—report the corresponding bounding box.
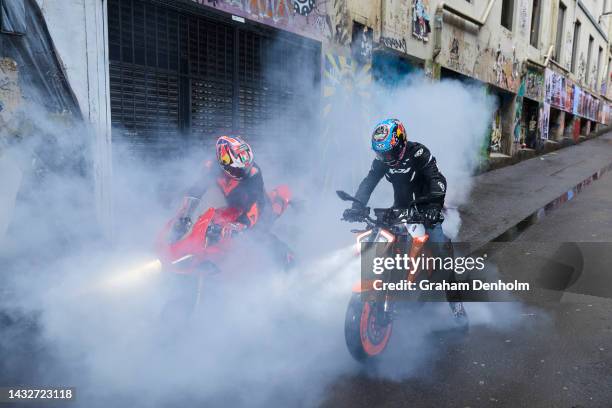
[186,161,268,228]
[354,142,447,208]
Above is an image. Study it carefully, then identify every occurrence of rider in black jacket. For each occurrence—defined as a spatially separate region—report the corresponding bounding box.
[343,118,467,322]
[343,119,446,229]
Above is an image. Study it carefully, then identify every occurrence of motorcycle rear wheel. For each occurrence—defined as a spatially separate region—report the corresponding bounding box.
[344,293,393,362]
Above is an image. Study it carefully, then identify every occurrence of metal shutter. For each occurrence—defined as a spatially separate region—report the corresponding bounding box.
[188,14,234,143]
[108,0,320,158]
[109,0,182,156]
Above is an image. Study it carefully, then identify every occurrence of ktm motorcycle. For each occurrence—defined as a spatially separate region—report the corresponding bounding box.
[154,185,292,319]
[337,190,467,362]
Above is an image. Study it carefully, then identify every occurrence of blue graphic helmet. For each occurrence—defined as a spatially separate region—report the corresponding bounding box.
[371,119,408,166]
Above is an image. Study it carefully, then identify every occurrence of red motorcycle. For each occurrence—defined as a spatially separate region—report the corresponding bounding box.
[154,185,292,317]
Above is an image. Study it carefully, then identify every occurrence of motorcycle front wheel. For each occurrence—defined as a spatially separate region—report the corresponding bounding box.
[344,293,393,362]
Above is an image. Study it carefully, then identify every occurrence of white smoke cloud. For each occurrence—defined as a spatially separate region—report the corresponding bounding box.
[0,50,507,408]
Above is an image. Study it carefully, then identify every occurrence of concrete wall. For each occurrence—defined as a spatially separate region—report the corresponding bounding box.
[35,0,113,239]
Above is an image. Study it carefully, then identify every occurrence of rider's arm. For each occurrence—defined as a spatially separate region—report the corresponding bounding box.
[411,143,447,206]
[354,159,386,207]
[238,165,267,228]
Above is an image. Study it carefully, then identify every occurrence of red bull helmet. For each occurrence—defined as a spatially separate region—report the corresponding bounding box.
[215,135,254,180]
[371,119,408,166]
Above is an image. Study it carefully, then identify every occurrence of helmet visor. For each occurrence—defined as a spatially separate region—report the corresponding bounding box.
[376,149,399,165]
[224,165,248,179]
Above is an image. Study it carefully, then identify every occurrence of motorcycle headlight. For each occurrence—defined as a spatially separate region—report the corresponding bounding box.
[378,229,395,243]
[354,230,373,255]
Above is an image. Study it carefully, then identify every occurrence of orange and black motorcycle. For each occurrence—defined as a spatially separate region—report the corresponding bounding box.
[337,190,468,362]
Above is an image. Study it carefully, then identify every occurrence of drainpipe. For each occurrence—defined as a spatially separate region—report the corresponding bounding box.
[436,0,497,28]
[543,44,555,66]
[433,7,443,60]
[379,0,384,39]
[433,0,496,61]
[480,0,497,24]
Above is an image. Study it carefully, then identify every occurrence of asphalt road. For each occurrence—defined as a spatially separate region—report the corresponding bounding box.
[321,161,612,408]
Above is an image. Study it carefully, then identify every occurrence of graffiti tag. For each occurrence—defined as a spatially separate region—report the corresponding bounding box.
[198,0,307,23]
[380,36,407,53]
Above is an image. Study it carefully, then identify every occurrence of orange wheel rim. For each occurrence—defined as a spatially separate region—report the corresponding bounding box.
[359,302,392,356]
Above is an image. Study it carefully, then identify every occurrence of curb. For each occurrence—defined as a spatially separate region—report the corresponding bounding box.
[488,160,612,243]
[478,127,612,174]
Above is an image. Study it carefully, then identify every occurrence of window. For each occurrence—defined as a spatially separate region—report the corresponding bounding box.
[530,0,542,47]
[571,20,581,73]
[596,46,603,88]
[501,0,514,30]
[586,35,594,83]
[554,2,566,61]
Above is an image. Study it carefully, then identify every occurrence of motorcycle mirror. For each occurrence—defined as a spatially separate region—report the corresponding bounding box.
[336,190,361,204]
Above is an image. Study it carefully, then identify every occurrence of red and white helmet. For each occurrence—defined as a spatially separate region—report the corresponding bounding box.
[215,136,254,179]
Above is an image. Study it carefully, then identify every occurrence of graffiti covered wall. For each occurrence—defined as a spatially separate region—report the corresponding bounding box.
[380,0,430,60]
[0,58,23,128]
[194,0,343,42]
[524,69,544,102]
[439,24,520,93]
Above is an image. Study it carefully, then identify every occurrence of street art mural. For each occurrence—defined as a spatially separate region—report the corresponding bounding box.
[448,37,461,71]
[544,68,575,113]
[524,69,544,101]
[545,68,564,109]
[564,79,574,112]
[490,109,503,153]
[412,0,431,42]
[440,31,520,93]
[196,0,349,43]
[491,46,519,92]
[321,52,372,189]
[572,84,601,122]
[322,52,372,121]
[573,85,582,116]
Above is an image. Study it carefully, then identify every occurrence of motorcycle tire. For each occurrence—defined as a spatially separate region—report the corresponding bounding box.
[344,293,393,362]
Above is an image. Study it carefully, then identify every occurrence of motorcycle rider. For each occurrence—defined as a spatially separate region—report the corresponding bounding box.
[174,135,292,267]
[342,118,467,323]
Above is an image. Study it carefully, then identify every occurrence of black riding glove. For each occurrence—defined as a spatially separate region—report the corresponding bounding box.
[423,204,444,224]
[173,216,192,237]
[342,205,369,222]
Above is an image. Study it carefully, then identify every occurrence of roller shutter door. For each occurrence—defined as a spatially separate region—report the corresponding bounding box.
[108,0,320,158]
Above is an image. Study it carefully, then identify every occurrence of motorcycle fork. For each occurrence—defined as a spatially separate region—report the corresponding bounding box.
[379,244,399,325]
[406,235,429,283]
